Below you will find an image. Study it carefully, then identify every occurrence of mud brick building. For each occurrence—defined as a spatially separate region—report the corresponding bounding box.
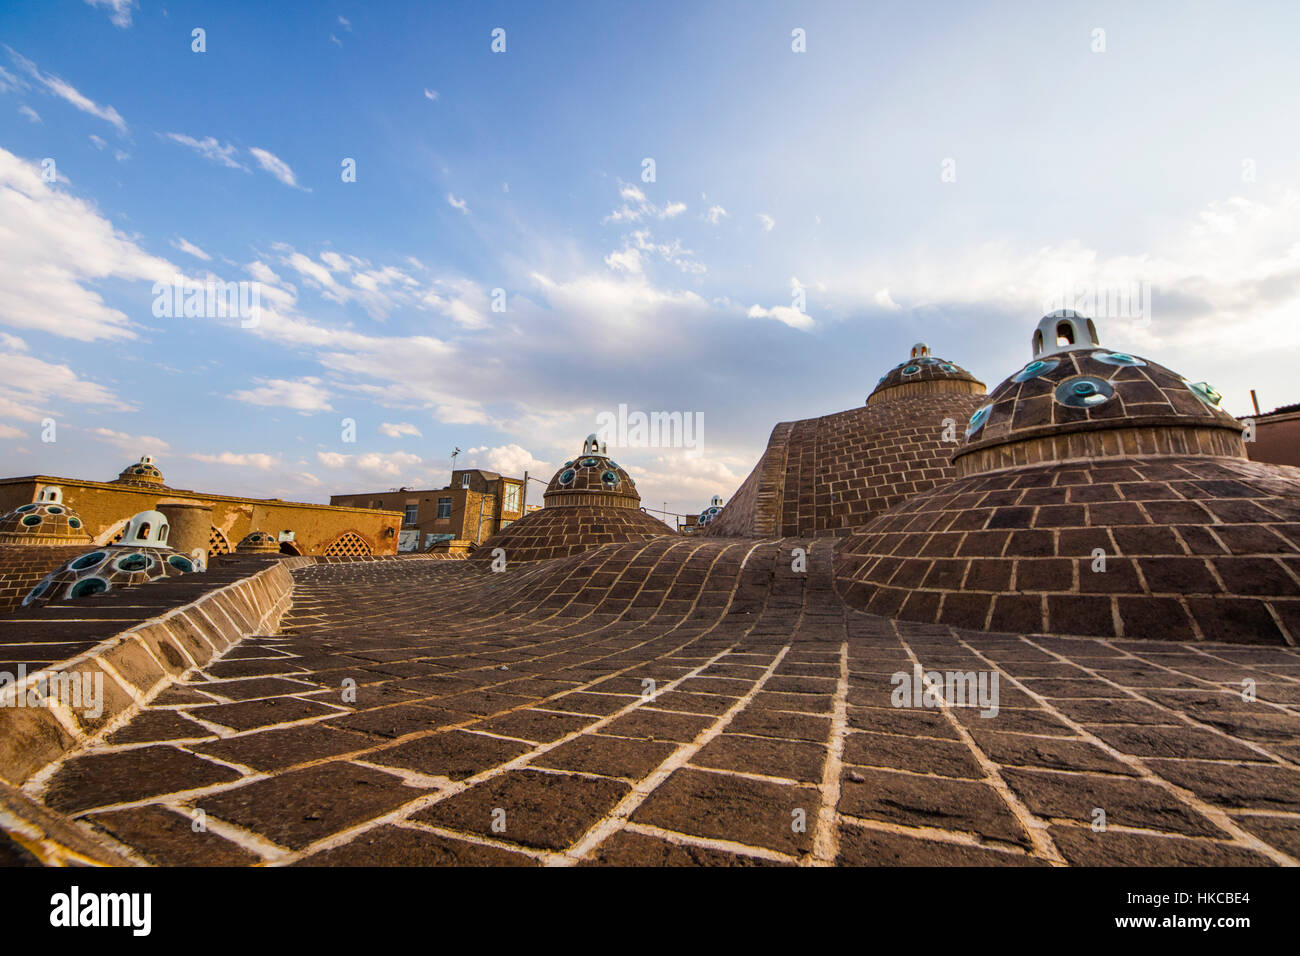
[330,468,525,554]
[0,457,401,614]
[1247,403,1300,468]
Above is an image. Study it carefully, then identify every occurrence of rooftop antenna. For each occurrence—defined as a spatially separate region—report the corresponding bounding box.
[1251,390,1261,415]
[450,446,461,480]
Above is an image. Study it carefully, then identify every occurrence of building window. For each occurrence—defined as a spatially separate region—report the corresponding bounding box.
[461,474,472,489]
[437,497,452,519]
[503,483,520,513]
[403,505,418,526]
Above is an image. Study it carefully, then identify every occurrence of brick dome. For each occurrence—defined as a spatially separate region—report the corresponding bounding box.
[833,314,1300,644]
[0,487,92,546]
[705,343,987,537]
[22,509,202,608]
[236,531,281,553]
[469,504,673,564]
[957,319,1243,476]
[112,455,167,489]
[543,434,641,508]
[866,343,986,407]
[472,435,671,564]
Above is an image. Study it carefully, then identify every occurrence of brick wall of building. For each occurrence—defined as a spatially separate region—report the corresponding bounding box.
[0,478,401,557]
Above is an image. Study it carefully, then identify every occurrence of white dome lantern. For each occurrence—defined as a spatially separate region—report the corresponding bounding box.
[1032,311,1100,358]
[118,510,171,548]
[37,485,63,504]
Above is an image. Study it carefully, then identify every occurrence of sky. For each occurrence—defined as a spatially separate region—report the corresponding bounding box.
[2,0,1300,519]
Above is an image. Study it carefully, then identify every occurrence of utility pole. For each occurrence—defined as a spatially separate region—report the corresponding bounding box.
[450,447,461,483]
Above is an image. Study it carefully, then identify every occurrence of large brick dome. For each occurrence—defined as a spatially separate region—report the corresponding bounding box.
[833,314,1300,644]
[704,342,987,537]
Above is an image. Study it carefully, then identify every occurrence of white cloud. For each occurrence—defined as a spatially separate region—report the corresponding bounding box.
[704,205,728,225]
[604,181,688,223]
[338,15,352,29]
[0,147,179,341]
[465,444,549,477]
[747,303,814,331]
[161,133,245,170]
[0,423,26,439]
[85,426,170,454]
[85,0,135,28]
[190,451,280,470]
[424,88,439,101]
[250,147,306,189]
[7,49,127,134]
[757,213,775,232]
[379,422,422,438]
[0,346,133,423]
[606,230,705,276]
[88,134,106,150]
[230,377,334,413]
[448,193,469,214]
[18,105,39,123]
[171,237,211,261]
[316,451,350,469]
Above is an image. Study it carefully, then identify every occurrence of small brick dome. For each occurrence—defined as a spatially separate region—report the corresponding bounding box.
[543,434,641,508]
[0,487,92,546]
[112,455,167,489]
[473,434,671,564]
[22,509,203,608]
[236,531,281,553]
[867,347,985,407]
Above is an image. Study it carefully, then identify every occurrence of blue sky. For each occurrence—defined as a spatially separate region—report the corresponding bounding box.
[3,0,1300,517]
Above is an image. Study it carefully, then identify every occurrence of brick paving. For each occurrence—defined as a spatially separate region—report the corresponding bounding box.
[18,542,1298,867]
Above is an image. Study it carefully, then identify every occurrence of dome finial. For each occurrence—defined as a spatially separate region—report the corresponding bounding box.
[1033,310,1100,358]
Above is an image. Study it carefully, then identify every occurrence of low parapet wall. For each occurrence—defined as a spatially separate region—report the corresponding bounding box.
[0,560,295,787]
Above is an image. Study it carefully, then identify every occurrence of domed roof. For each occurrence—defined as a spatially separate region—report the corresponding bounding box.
[957,315,1243,476]
[0,487,92,546]
[470,503,672,564]
[697,503,724,527]
[236,531,281,553]
[21,511,202,609]
[112,455,167,489]
[866,343,985,406]
[832,312,1300,645]
[543,434,641,508]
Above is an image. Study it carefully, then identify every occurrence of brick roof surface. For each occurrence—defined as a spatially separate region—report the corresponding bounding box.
[7,546,1296,866]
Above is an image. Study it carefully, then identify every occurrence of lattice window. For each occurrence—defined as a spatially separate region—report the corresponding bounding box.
[209,526,232,555]
[323,531,372,557]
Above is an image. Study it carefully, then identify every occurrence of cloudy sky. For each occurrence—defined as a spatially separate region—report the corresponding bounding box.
[2,0,1300,518]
